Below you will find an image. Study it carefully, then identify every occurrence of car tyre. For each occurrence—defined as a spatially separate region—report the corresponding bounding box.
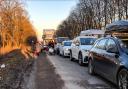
[70,51,73,61]
[78,53,84,66]
[88,59,95,75]
[117,69,128,89]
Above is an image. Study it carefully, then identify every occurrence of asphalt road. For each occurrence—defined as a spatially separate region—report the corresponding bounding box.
[47,54,117,89]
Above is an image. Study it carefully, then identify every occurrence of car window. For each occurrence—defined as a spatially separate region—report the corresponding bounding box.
[64,42,72,46]
[80,38,96,45]
[119,39,128,54]
[95,39,108,50]
[106,39,118,53]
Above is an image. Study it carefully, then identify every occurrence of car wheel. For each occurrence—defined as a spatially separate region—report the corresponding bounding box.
[118,69,128,89]
[88,59,95,75]
[78,53,84,66]
[70,51,73,61]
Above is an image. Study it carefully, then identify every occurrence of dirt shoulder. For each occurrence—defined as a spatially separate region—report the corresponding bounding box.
[35,53,64,89]
[0,49,35,89]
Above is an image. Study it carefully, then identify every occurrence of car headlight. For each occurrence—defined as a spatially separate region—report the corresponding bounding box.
[65,48,69,51]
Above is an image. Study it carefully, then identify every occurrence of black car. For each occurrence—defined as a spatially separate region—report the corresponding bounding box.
[88,36,128,89]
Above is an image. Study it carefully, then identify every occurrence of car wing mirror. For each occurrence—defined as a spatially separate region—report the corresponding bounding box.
[107,47,116,53]
[115,54,119,58]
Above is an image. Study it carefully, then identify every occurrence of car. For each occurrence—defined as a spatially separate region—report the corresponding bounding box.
[59,40,72,57]
[55,37,69,54]
[88,36,128,89]
[70,36,96,65]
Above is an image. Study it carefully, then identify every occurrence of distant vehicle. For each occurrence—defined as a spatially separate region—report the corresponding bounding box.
[70,36,96,65]
[88,20,128,89]
[55,37,69,54]
[59,40,72,57]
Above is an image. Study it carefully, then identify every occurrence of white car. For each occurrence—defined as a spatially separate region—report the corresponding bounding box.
[70,36,96,65]
[59,41,72,57]
[55,37,69,54]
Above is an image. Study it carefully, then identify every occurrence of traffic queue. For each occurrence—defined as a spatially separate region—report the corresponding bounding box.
[54,20,128,89]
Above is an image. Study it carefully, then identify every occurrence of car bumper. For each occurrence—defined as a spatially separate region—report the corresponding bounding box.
[64,50,70,56]
[82,51,89,63]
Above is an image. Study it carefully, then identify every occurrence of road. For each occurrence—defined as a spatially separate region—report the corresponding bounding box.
[47,54,117,89]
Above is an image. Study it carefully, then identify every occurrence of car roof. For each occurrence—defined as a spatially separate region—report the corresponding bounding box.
[76,36,97,39]
[63,40,72,42]
[97,36,118,41]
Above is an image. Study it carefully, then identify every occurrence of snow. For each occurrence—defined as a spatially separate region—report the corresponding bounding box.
[106,20,128,31]
[80,29,105,36]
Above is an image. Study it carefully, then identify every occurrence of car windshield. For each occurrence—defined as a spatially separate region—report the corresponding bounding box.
[80,38,96,45]
[64,42,72,46]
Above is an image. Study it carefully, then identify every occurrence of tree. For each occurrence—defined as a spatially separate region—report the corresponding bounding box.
[0,0,37,53]
[56,0,128,38]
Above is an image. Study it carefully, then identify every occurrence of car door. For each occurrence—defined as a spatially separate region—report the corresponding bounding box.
[100,38,119,80]
[93,39,108,74]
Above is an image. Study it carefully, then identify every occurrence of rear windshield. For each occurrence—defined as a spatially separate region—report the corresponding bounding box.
[80,38,96,45]
[64,42,72,46]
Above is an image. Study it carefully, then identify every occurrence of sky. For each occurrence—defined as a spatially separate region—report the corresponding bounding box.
[26,0,78,40]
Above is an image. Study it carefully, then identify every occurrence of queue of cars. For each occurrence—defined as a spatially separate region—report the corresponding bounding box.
[55,20,128,89]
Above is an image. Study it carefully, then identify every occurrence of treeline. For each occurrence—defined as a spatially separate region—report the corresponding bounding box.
[0,0,37,50]
[56,0,128,39]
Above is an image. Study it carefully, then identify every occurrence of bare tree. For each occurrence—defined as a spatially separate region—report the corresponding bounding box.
[0,0,37,54]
